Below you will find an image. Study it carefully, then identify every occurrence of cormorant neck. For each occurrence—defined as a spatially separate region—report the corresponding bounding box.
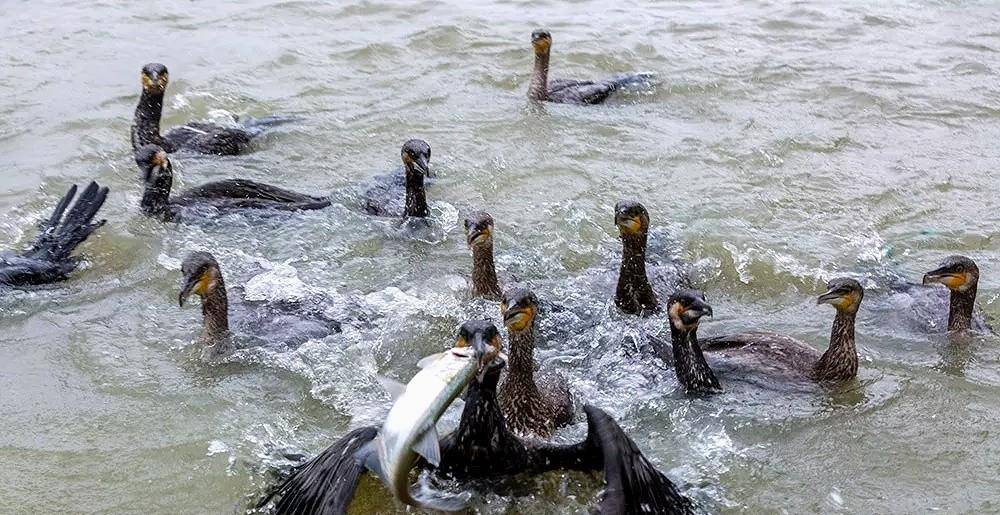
[140,166,173,216]
[404,170,429,218]
[615,232,658,315]
[133,89,166,150]
[200,279,230,342]
[507,326,539,391]
[528,50,550,101]
[471,244,502,300]
[815,309,858,381]
[670,325,720,393]
[948,285,977,331]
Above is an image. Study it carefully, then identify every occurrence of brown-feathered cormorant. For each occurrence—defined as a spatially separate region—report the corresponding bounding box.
[664,279,865,394]
[614,200,689,316]
[364,139,431,218]
[921,256,992,332]
[258,321,696,515]
[131,63,296,155]
[135,144,330,221]
[0,182,108,286]
[528,30,654,105]
[498,286,574,437]
[464,211,503,300]
[178,252,341,358]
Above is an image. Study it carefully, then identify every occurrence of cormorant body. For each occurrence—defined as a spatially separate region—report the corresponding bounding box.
[498,286,574,437]
[528,30,654,105]
[0,182,108,286]
[614,200,689,316]
[178,252,342,358]
[131,63,297,155]
[364,140,431,218]
[135,144,330,221]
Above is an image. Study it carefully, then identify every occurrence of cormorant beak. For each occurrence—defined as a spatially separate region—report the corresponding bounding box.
[615,214,642,235]
[467,226,492,247]
[503,304,535,331]
[686,298,713,320]
[412,154,430,176]
[142,72,168,92]
[178,271,212,307]
[922,268,968,290]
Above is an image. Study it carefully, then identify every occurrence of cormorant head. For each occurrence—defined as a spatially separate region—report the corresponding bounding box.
[531,29,552,55]
[464,211,494,249]
[135,144,171,182]
[667,289,713,332]
[455,320,503,371]
[922,255,979,293]
[179,252,223,307]
[614,200,649,237]
[141,63,169,94]
[817,278,864,313]
[501,286,538,332]
[401,139,431,178]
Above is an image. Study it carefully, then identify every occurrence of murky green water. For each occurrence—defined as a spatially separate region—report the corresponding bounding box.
[2,0,999,513]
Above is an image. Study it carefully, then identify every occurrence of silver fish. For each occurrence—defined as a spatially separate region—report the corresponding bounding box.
[370,320,501,512]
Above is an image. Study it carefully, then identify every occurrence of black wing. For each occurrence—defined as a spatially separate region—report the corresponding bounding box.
[258,426,378,515]
[175,179,330,209]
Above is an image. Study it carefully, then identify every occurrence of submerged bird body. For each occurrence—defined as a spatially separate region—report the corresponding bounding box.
[663,279,865,394]
[498,287,574,437]
[131,63,294,155]
[0,182,108,286]
[178,252,342,358]
[528,30,653,105]
[364,140,431,218]
[135,144,329,221]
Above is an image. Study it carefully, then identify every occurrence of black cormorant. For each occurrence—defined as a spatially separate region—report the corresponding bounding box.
[464,211,503,300]
[921,256,991,332]
[178,251,342,358]
[614,200,688,316]
[528,30,654,105]
[0,182,108,286]
[258,321,696,515]
[131,63,296,155]
[135,144,330,221]
[498,286,574,437]
[663,279,865,395]
[364,139,431,218]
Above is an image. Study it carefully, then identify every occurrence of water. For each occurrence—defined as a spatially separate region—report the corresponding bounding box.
[2,0,999,512]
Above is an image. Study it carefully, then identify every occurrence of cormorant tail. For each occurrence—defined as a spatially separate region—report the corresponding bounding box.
[258,426,378,515]
[242,115,304,136]
[608,72,657,90]
[583,405,696,515]
[26,182,109,263]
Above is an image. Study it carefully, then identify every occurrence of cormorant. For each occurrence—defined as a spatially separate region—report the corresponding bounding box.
[528,30,654,105]
[258,321,696,515]
[921,256,991,332]
[614,200,688,316]
[178,251,342,358]
[0,182,108,286]
[131,63,296,155]
[135,144,330,221]
[464,211,503,300]
[498,286,574,437]
[364,139,431,218]
[663,279,865,395]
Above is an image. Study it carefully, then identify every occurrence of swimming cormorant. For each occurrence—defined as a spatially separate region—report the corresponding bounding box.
[498,286,574,437]
[0,182,108,286]
[131,63,295,155]
[464,211,503,300]
[178,251,342,358]
[364,139,431,218]
[528,30,653,105]
[664,279,865,394]
[614,200,688,316]
[921,256,991,332]
[135,144,330,221]
[258,322,697,515]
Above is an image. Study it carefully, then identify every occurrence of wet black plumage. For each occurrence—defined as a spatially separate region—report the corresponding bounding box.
[131,63,297,155]
[614,200,689,316]
[364,139,432,218]
[0,182,108,286]
[528,30,654,105]
[135,144,330,221]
